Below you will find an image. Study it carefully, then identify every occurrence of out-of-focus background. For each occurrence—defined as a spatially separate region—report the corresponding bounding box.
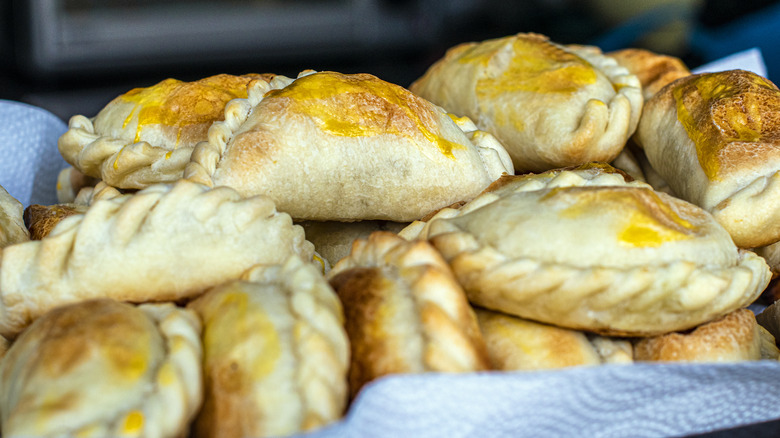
[1,0,779,122]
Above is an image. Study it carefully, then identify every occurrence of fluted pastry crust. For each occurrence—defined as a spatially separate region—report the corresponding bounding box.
[188,256,349,438]
[410,33,643,173]
[406,182,770,336]
[0,179,313,338]
[328,231,489,398]
[185,70,513,222]
[0,185,29,248]
[0,299,202,437]
[58,74,268,189]
[637,69,780,248]
[475,307,632,370]
[634,308,779,362]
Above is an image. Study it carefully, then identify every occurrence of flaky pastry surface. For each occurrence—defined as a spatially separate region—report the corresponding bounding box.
[185,70,513,222]
[58,74,267,189]
[328,231,489,398]
[0,299,202,437]
[410,33,643,173]
[637,69,780,248]
[188,256,348,438]
[408,184,770,336]
[0,179,313,338]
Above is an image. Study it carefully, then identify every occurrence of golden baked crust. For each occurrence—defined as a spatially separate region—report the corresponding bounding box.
[475,307,632,370]
[185,70,513,222]
[328,231,489,398]
[0,185,29,248]
[24,203,88,240]
[634,308,779,362]
[407,182,770,336]
[0,299,202,437]
[410,33,643,173]
[0,179,314,338]
[608,48,691,100]
[188,256,349,438]
[58,74,267,189]
[637,70,780,248]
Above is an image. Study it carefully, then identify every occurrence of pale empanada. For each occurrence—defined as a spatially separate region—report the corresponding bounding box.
[0,179,313,338]
[607,48,691,100]
[475,307,632,371]
[0,299,202,437]
[409,33,643,173]
[328,231,489,398]
[0,185,29,247]
[636,69,780,248]
[185,70,513,222]
[56,166,100,204]
[58,74,268,189]
[298,220,408,268]
[188,255,349,438]
[634,308,779,362]
[405,182,770,336]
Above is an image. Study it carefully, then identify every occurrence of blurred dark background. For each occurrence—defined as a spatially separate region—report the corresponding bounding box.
[1,0,779,122]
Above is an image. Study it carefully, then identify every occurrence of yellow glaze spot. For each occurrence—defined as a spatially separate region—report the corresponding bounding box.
[56,181,62,190]
[462,37,598,98]
[556,188,697,247]
[674,72,776,180]
[113,145,126,170]
[203,287,282,380]
[157,361,176,386]
[164,151,173,160]
[313,253,326,274]
[122,410,144,434]
[119,76,250,145]
[265,71,465,159]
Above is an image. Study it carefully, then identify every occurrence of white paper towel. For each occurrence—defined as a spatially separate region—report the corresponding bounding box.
[0,99,68,206]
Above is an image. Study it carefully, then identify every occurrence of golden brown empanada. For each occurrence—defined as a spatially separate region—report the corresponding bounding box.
[185,70,513,222]
[24,203,88,240]
[0,299,202,437]
[404,181,770,336]
[636,69,780,248]
[0,179,313,338]
[608,48,691,100]
[328,231,489,399]
[475,307,632,371]
[409,33,643,173]
[0,185,29,247]
[634,308,779,362]
[58,74,268,189]
[188,255,349,438]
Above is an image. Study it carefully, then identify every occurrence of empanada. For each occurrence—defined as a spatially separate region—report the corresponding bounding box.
[608,48,690,100]
[634,308,779,362]
[0,179,313,338]
[24,203,88,240]
[188,256,349,438]
[0,299,202,437]
[185,70,513,222]
[636,69,780,248]
[56,166,100,204]
[58,74,268,189]
[0,185,29,247]
[405,182,770,336]
[299,220,408,268]
[328,231,489,398]
[409,33,643,172]
[475,307,632,371]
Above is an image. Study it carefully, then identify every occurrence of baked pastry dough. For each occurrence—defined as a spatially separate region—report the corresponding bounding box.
[58,74,267,189]
[409,33,643,173]
[56,166,100,203]
[188,255,349,438]
[185,70,513,222]
[299,220,408,268]
[405,182,770,336]
[608,48,690,100]
[0,185,29,247]
[636,69,780,248]
[328,231,489,398]
[475,307,632,370]
[0,179,313,338]
[634,308,779,362]
[0,299,202,437]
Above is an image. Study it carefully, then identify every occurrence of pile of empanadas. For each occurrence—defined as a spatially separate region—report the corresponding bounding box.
[0,30,779,437]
